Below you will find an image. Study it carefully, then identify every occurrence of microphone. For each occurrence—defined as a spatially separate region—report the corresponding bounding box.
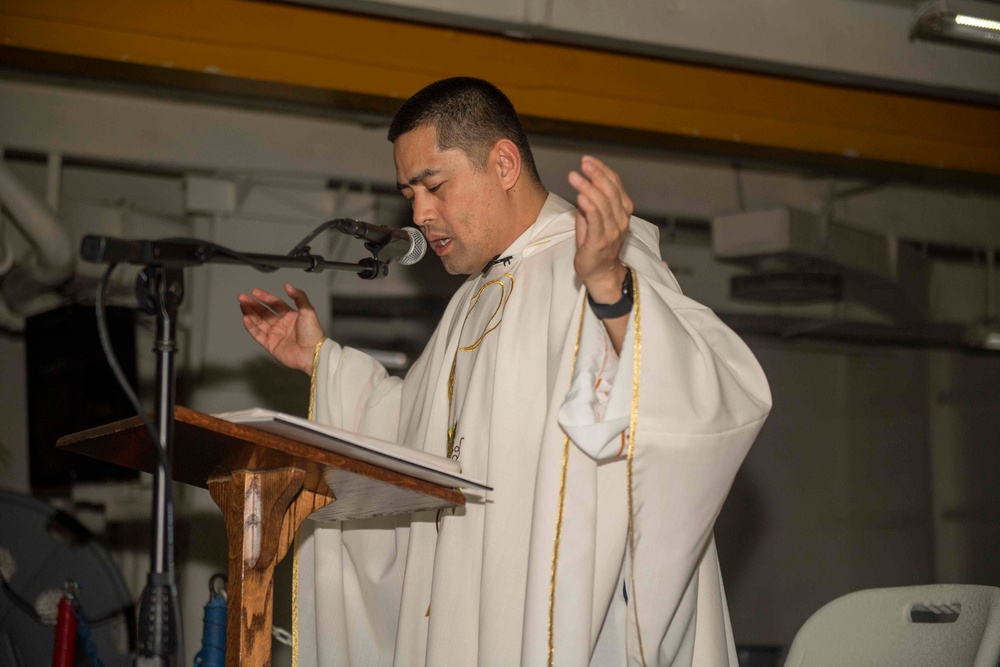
[332,220,427,266]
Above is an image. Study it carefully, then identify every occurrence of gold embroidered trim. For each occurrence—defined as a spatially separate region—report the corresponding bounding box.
[295,336,325,667]
[448,273,514,460]
[292,526,300,667]
[458,273,514,352]
[307,337,327,421]
[548,299,587,666]
[625,268,647,666]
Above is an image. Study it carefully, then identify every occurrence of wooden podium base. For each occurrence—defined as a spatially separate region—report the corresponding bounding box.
[58,407,465,667]
[208,468,331,667]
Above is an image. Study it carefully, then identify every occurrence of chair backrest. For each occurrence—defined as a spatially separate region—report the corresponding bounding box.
[784,584,1000,667]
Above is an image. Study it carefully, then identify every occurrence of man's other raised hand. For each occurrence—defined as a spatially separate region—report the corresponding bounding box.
[238,283,325,374]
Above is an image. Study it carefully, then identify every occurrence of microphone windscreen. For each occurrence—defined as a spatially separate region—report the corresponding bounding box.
[398,227,427,265]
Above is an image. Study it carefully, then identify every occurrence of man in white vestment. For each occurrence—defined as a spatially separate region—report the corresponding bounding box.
[239,77,771,666]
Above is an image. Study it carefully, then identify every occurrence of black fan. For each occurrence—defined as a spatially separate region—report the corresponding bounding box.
[0,489,134,666]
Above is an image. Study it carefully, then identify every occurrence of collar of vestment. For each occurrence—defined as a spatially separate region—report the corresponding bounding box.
[480,193,576,276]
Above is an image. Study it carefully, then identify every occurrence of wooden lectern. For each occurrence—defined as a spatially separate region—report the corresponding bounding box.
[57,406,465,667]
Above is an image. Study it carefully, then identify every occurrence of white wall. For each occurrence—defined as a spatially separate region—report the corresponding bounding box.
[717,341,939,649]
[929,351,1000,585]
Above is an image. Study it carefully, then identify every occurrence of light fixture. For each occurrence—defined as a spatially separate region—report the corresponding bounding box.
[964,246,1000,350]
[964,320,1000,350]
[912,0,1000,51]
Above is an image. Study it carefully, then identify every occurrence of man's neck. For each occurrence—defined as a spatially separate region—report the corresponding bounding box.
[475,181,549,276]
[505,184,549,244]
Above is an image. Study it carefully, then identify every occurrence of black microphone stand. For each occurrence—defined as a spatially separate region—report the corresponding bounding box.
[81,234,396,665]
[134,265,182,666]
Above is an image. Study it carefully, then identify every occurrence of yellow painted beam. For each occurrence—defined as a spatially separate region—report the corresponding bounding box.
[1,0,999,176]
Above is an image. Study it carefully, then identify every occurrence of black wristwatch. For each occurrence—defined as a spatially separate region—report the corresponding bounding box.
[587,268,633,319]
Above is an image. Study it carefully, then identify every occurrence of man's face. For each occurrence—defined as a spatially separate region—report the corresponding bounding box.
[394,124,508,275]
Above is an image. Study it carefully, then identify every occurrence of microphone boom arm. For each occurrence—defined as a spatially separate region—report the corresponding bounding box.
[81,234,389,279]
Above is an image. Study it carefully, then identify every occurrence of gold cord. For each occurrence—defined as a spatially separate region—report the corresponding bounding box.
[307,337,327,421]
[548,301,587,666]
[294,336,325,667]
[458,274,514,352]
[292,527,300,667]
[625,268,646,665]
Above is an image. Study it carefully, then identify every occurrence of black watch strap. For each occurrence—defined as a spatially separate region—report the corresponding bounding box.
[587,268,633,319]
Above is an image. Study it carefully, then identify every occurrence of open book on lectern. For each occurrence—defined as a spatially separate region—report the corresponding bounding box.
[215,408,491,492]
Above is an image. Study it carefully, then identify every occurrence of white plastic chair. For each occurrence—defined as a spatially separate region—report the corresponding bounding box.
[784,584,1000,667]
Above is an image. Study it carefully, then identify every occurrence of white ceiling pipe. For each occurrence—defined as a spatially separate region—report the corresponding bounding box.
[46,152,62,212]
[987,246,997,319]
[0,207,19,331]
[0,215,15,277]
[0,292,24,331]
[0,241,12,275]
[0,241,13,276]
[0,159,74,286]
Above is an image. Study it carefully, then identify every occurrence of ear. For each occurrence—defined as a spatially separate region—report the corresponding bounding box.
[493,139,522,191]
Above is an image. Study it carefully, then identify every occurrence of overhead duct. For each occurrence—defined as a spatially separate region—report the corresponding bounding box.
[0,160,75,286]
[712,207,930,323]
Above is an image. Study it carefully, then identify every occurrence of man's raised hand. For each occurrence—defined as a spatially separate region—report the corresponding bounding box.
[568,156,634,354]
[567,155,633,304]
[238,283,325,374]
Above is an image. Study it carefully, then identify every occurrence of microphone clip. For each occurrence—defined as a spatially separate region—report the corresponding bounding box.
[357,257,389,280]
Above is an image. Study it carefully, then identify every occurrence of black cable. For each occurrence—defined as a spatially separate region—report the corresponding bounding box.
[288,218,347,257]
[94,264,164,472]
[160,237,280,273]
[0,573,42,623]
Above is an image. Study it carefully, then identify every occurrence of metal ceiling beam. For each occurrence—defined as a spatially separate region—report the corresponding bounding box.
[1,0,998,183]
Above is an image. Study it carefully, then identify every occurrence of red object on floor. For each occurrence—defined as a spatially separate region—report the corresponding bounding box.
[51,594,78,667]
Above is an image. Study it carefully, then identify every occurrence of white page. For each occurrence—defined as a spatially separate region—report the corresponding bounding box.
[215,408,491,491]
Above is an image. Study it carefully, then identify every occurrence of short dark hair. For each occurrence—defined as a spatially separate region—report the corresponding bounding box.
[387,77,541,185]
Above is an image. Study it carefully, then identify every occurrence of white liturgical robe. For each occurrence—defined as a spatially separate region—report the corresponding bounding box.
[294,194,772,666]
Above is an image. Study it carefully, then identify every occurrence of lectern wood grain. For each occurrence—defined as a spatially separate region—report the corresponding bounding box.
[208,468,330,667]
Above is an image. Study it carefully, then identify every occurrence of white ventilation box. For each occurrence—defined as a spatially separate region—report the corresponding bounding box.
[712,207,930,322]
